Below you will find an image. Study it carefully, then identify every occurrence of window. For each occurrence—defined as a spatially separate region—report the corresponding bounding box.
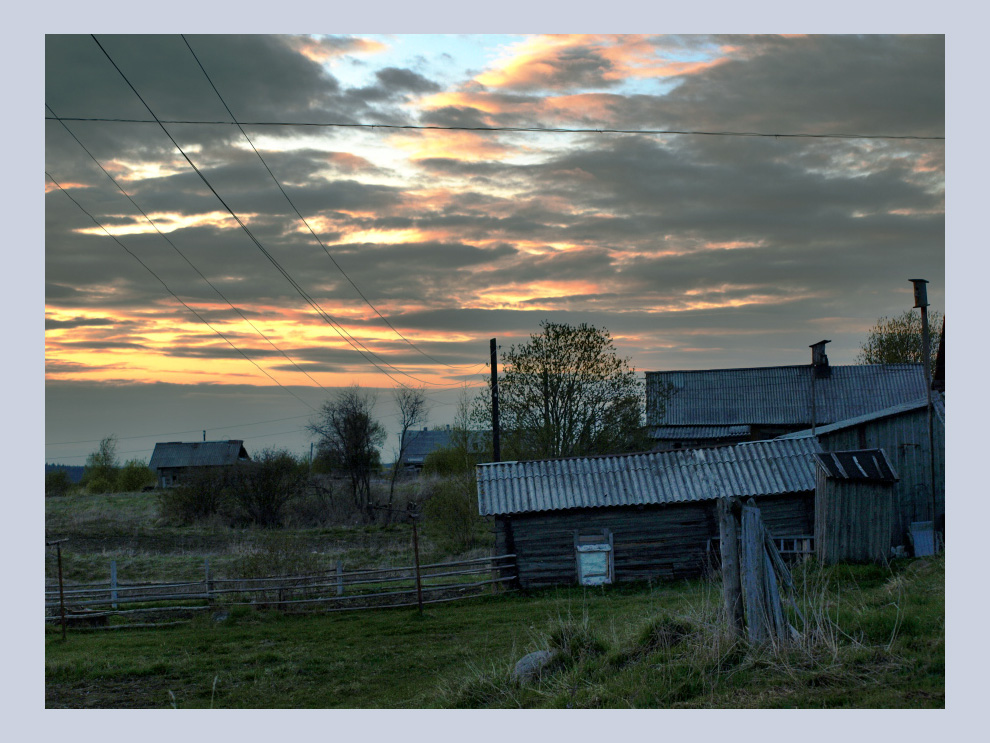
[575,530,614,586]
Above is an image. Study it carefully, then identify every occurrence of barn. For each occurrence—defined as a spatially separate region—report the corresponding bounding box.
[778,391,944,549]
[476,438,823,589]
[645,342,927,450]
[148,440,251,488]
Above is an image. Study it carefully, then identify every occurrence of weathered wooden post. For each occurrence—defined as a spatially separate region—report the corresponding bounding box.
[204,557,212,607]
[408,503,424,615]
[718,497,744,638]
[740,504,769,644]
[110,559,118,610]
[336,559,344,596]
[47,539,69,641]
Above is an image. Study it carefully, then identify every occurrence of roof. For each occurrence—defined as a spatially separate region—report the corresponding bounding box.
[476,437,822,517]
[646,363,926,429]
[149,440,250,469]
[776,391,944,440]
[402,429,489,465]
[812,449,899,482]
[650,425,751,441]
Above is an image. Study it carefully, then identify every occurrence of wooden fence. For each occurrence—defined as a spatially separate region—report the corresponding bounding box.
[45,554,517,629]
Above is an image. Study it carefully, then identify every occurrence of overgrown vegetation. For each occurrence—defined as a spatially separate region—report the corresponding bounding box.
[857,308,943,375]
[45,555,943,708]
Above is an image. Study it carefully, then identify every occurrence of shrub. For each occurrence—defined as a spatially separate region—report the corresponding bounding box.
[45,469,72,497]
[158,468,231,525]
[422,473,485,553]
[117,459,155,492]
[222,449,309,528]
[85,472,118,495]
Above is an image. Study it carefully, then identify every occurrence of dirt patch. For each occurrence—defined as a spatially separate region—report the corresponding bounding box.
[46,677,196,709]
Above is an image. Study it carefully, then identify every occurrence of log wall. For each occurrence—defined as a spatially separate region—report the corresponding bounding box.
[497,492,813,589]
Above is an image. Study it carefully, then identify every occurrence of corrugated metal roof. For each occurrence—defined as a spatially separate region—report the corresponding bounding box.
[649,425,751,441]
[646,364,926,428]
[777,391,943,439]
[476,438,822,516]
[149,440,250,469]
[813,449,898,482]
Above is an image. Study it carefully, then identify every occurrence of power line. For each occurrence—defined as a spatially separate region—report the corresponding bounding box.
[181,35,486,374]
[41,115,946,142]
[45,171,320,413]
[46,104,336,396]
[90,34,466,392]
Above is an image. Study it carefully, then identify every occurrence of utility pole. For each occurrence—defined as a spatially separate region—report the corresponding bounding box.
[910,278,939,549]
[491,338,501,463]
[202,430,206,442]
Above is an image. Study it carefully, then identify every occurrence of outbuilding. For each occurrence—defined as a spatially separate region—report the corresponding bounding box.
[813,449,899,564]
[476,438,822,589]
[148,440,251,488]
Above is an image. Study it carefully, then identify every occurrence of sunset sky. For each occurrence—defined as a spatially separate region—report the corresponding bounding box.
[44,34,945,465]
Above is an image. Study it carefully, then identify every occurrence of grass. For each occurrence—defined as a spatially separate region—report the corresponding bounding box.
[45,489,943,708]
[46,554,943,708]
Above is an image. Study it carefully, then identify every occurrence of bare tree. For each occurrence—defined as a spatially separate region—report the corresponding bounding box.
[387,386,429,514]
[308,386,386,522]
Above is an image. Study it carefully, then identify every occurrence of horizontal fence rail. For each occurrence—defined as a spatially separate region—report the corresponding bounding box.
[45,554,517,628]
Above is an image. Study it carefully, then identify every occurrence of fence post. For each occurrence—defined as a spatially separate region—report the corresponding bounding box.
[110,559,118,610]
[204,557,212,607]
[336,560,343,596]
[718,497,744,638]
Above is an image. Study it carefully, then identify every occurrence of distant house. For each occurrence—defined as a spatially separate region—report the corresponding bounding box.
[645,341,927,449]
[778,391,944,550]
[476,438,823,589]
[400,427,489,470]
[148,440,250,488]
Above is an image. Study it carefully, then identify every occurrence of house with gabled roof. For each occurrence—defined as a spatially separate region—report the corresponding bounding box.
[645,341,928,450]
[148,440,250,488]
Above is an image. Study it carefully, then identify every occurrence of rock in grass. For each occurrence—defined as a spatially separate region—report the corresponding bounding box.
[513,650,556,683]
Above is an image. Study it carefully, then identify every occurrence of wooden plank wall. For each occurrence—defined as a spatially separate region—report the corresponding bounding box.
[497,492,814,589]
[817,406,943,547]
[815,470,894,563]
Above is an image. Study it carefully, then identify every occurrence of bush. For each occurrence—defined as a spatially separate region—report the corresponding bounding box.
[422,445,477,477]
[158,468,231,525]
[85,472,118,495]
[45,469,72,497]
[118,459,155,492]
[422,473,486,553]
[222,449,309,528]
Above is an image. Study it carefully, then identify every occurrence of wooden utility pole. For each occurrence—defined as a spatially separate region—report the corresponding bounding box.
[911,278,939,548]
[491,338,501,462]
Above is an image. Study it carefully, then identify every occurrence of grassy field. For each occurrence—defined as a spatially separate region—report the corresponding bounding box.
[45,489,944,708]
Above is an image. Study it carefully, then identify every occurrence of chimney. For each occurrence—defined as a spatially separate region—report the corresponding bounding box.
[810,340,831,378]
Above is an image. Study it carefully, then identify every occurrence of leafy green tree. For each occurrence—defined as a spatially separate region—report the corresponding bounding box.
[83,434,119,493]
[857,309,943,375]
[309,386,387,521]
[45,469,72,497]
[474,321,649,460]
[117,459,156,492]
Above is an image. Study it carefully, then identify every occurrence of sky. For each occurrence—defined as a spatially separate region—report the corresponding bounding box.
[43,33,945,466]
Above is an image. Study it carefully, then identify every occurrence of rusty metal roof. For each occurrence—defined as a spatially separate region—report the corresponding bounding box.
[476,438,822,516]
[646,364,926,428]
[149,440,250,470]
[813,449,898,482]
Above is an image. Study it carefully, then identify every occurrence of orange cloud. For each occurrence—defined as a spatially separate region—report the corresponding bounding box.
[391,130,513,162]
[285,35,386,64]
[45,181,89,193]
[474,35,732,91]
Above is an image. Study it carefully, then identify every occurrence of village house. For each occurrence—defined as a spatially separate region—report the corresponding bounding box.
[400,427,489,470]
[645,341,928,450]
[476,438,823,589]
[148,440,251,488]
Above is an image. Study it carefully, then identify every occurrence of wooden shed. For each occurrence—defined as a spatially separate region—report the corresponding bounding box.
[813,449,898,564]
[476,438,822,589]
[779,391,944,549]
